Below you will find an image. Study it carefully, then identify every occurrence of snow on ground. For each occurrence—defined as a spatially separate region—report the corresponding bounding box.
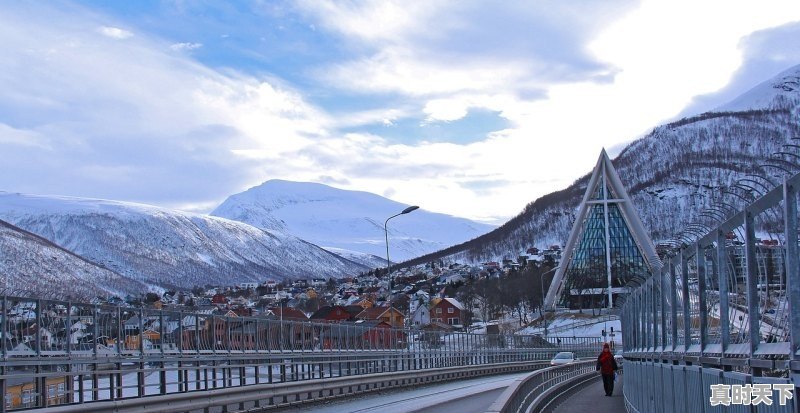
[519,311,622,344]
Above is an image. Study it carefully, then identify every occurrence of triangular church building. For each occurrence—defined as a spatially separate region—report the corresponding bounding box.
[544,149,662,310]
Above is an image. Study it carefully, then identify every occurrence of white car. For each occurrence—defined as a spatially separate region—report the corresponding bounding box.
[614,350,623,366]
[550,351,577,366]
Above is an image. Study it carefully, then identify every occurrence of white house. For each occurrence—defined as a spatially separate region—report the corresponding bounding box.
[411,305,430,327]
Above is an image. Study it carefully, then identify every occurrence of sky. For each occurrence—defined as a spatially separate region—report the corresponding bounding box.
[1,1,800,225]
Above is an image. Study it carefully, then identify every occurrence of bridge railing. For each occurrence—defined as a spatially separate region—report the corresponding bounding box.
[487,359,596,413]
[0,295,601,411]
[621,170,800,412]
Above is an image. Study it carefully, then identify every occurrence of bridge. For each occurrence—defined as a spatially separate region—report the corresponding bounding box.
[2,174,799,412]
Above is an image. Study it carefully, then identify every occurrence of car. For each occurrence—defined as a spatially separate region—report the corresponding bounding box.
[614,350,623,366]
[550,351,577,366]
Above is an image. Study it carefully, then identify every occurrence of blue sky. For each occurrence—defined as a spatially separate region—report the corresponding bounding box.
[1,1,800,224]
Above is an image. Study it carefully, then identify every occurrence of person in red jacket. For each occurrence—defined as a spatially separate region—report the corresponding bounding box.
[596,343,619,396]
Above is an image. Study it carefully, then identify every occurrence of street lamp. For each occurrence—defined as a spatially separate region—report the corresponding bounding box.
[385,206,419,293]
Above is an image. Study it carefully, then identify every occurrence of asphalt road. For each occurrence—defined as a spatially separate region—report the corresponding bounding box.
[276,371,529,413]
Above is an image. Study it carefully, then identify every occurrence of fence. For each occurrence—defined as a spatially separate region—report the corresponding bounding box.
[487,359,597,413]
[0,295,601,411]
[621,170,800,412]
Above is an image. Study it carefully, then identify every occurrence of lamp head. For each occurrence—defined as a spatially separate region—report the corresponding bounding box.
[402,205,419,214]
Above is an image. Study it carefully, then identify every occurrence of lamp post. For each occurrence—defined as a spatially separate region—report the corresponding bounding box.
[384,206,419,294]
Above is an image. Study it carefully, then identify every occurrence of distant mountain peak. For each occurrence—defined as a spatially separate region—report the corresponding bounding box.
[716,64,800,112]
[212,180,496,262]
[0,192,368,294]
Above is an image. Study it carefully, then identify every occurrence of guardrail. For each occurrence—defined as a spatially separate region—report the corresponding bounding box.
[32,360,549,413]
[624,359,796,413]
[0,294,602,411]
[620,170,800,411]
[487,359,597,413]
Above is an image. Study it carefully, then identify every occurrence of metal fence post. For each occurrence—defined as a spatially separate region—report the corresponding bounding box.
[681,249,691,351]
[660,266,668,351]
[651,277,657,351]
[670,257,678,351]
[716,230,730,357]
[783,180,800,389]
[744,209,761,359]
[696,243,707,356]
[641,278,653,352]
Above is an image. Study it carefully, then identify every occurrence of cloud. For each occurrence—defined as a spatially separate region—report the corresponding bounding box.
[2,1,800,225]
[170,42,203,52]
[97,26,132,39]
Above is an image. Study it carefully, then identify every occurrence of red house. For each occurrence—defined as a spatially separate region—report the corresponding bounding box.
[430,298,465,327]
[211,294,228,306]
[269,307,308,321]
[310,305,352,323]
[321,321,404,350]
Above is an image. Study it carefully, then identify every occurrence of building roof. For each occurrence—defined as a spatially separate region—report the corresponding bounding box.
[310,305,351,320]
[269,306,308,321]
[435,298,464,311]
[544,149,662,309]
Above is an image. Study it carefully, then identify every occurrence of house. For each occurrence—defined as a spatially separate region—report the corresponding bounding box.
[20,325,54,349]
[311,278,327,288]
[268,307,308,321]
[320,321,403,350]
[5,374,69,408]
[430,298,465,327]
[411,305,430,327]
[211,294,228,306]
[310,306,353,323]
[356,306,405,328]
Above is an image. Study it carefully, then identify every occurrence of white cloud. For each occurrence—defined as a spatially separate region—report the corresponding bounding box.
[97,26,132,39]
[170,42,202,52]
[2,1,800,224]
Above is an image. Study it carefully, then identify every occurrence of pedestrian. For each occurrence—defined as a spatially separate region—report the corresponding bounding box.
[596,342,618,396]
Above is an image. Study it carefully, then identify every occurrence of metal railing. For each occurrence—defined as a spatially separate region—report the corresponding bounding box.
[621,169,800,412]
[0,295,601,411]
[487,359,597,413]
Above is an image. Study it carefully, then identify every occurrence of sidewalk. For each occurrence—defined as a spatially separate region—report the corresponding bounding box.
[552,375,624,412]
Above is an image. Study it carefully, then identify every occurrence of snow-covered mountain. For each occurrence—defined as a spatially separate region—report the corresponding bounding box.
[402,64,800,266]
[323,247,390,270]
[0,219,148,299]
[0,193,368,291]
[211,180,496,262]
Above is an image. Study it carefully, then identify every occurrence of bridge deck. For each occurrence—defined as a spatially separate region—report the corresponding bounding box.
[553,374,624,413]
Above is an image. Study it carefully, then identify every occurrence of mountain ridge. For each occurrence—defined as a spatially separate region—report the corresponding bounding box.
[399,63,800,267]
[211,179,496,262]
[0,192,369,293]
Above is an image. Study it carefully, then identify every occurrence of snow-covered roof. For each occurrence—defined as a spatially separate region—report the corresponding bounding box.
[443,298,464,310]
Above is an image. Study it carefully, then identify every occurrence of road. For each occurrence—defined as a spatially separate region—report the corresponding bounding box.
[276,371,529,413]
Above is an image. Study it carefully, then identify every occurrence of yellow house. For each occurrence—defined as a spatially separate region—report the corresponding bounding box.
[5,375,68,408]
[357,306,405,328]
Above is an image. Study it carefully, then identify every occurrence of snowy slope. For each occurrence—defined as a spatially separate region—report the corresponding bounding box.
[403,64,800,266]
[323,247,389,270]
[0,219,148,299]
[717,64,800,111]
[0,192,368,290]
[211,180,496,262]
